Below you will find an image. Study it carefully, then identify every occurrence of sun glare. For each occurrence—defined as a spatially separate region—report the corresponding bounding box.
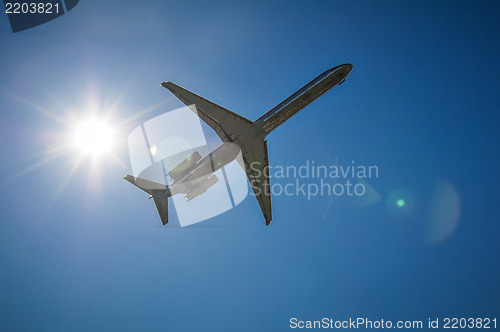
[74,119,114,156]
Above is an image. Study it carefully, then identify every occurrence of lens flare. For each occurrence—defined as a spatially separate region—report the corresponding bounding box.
[74,119,114,156]
[426,179,461,243]
[387,188,416,216]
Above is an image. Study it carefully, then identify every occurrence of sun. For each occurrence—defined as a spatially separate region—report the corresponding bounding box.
[74,119,114,156]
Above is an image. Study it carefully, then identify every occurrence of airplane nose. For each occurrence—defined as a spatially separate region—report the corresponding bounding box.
[341,63,353,73]
[335,63,353,82]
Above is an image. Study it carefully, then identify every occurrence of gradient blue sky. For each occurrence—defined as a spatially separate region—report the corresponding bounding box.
[0,1,499,331]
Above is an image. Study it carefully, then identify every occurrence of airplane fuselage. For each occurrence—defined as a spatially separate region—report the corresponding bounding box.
[252,63,352,137]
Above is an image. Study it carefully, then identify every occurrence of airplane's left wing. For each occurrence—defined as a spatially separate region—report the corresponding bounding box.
[161,82,253,142]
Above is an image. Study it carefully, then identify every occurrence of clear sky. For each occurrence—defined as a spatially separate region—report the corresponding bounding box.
[0,1,499,330]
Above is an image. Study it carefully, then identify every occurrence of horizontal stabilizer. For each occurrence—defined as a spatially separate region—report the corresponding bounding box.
[124,175,166,195]
[152,196,169,225]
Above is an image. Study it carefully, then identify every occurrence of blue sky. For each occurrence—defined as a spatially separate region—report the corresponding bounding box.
[0,1,499,330]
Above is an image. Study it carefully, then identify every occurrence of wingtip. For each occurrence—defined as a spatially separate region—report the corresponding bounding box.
[123,175,135,183]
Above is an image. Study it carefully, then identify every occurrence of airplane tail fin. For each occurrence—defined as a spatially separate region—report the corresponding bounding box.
[124,175,169,225]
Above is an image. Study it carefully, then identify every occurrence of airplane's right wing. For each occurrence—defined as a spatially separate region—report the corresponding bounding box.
[239,140,272,225]
[161,82,254,142]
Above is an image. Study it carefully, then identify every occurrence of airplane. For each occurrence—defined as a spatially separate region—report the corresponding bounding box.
[124,64,353,226]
